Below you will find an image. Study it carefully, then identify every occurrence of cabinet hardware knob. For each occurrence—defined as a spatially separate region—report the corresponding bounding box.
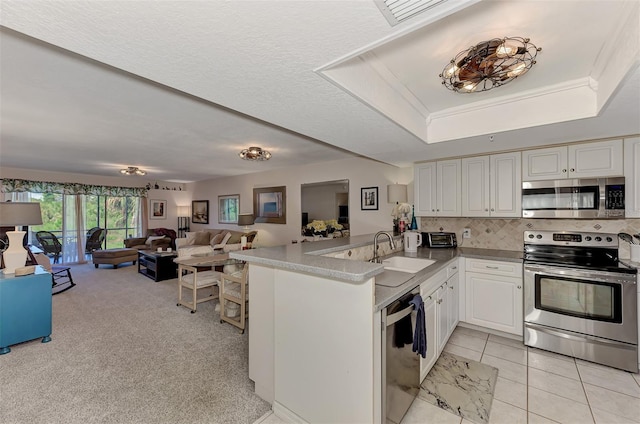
[432,209,435,212]
[491,208,494,211]
[570,168,575,172]
[517,285,522,289]
[562,169,567,173]
[485,209,488,211]
[449,285,454,290]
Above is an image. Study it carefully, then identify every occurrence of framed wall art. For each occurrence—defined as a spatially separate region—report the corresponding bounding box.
[191,200,209,224]
[149,199,167,220]
[218,194,239,224]
[361,187,378,210]
[253,186,286,224]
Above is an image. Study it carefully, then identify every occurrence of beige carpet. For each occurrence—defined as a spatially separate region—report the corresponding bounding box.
[0,262,270,424]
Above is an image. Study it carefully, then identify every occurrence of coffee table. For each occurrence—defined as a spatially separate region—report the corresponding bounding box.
[138,250,178,282]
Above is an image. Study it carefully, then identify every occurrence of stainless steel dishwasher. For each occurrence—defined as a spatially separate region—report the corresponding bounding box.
[382,288,420,424]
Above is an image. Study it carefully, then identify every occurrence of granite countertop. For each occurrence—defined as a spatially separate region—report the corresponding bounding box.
[231,233,525,311]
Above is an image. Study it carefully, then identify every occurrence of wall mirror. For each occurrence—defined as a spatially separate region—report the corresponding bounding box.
[301,179,349,231]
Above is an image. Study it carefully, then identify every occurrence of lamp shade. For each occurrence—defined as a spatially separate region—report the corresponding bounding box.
[176,205,190,217]
[387,184,408,204]
[237,214,255,227]
[0,202,43,226]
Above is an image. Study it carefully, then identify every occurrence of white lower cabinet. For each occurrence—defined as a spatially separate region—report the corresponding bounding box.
[464,258,523,336]
[420,261,459,381]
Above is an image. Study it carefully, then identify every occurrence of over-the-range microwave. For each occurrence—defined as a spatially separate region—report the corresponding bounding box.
[522,177,625,219]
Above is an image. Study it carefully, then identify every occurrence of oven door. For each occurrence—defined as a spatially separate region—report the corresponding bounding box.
[524,264,637,344]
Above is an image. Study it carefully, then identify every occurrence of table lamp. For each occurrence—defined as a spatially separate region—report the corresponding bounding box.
[237,214,255,248]
[0,202,43,274]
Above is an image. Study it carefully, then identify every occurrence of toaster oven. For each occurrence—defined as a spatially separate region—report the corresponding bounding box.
[421,232,457,248]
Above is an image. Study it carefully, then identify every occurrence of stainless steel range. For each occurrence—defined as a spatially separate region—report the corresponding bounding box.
[523,230,638,372]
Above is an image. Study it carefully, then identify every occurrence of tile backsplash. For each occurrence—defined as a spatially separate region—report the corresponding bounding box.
[418,217,640,259]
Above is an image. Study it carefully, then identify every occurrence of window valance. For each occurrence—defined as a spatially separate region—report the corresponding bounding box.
[1,178,148,197]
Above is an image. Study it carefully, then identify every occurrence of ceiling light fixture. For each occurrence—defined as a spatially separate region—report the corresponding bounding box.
[239,146,272,161]
[120,166,147,176]
[440,37,541,93]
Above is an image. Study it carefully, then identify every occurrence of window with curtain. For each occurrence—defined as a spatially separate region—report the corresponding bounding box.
[2,178,147,264]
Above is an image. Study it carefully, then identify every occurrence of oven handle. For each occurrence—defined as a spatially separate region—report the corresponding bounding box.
[526,322,638,348]
[524,265,637,285]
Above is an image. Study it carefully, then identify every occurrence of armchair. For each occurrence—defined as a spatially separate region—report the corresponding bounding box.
[124,228,177,251]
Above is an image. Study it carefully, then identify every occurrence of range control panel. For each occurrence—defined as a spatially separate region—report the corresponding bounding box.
[524,230,618,248]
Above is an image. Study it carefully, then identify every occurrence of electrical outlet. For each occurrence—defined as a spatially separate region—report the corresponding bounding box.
[463,228,471,239]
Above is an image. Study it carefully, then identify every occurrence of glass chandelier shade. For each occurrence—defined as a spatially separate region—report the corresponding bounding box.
[239,147,272,161]
[440,37,541,93]
[120,166,146,176]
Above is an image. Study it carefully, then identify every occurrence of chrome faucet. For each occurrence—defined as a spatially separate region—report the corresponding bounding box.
[371,231,396,263]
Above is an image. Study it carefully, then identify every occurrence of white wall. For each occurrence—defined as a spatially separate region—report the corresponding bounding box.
[190,157,413,247]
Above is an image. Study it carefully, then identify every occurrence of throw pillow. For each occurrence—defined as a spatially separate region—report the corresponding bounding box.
[210,233,224,247]
[213,232,232,249]
[227,232,243,244]
[185,232,197,245]
[193,231,211,245]
[146,235,166,245]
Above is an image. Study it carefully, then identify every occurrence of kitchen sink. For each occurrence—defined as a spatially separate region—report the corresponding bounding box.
[381,256,436,273]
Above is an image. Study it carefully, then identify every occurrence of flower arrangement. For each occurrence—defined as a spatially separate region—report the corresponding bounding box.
[325,219,343,231]
[304,219,344,236]
[391,203,412,220]
[307,220,327,233]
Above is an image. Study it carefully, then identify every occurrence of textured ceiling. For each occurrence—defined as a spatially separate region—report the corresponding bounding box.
[0,1,638,182]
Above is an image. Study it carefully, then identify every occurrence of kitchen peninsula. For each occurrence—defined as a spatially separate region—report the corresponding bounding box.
[231,234,522,424]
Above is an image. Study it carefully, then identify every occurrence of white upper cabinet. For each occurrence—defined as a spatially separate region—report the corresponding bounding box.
[462,152,521,217]
[625,137,640,218]
[414,162,437,216]
[461,156,490,217]
[522,140,623,181]
[414,159,461,217]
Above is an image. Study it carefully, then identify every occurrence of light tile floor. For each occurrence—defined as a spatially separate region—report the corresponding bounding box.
[405,326,640,424]
[255,326,640,424]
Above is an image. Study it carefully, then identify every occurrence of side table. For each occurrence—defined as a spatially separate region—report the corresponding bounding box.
[138,250,178,282]
[0,267,52,354]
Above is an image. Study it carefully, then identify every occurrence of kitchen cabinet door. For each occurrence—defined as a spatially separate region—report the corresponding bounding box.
[465,272,523,336]
[436,285,449,354]
[490,152,521,217]
[624,136,640,218]
[522,146,568,181]
[436,159,461,216]
[462,156,490,217]
[414,162,437,217]
[568,139,623,178]
[420,292,438,382]
[446,274,459,340]
[523,140,623,181]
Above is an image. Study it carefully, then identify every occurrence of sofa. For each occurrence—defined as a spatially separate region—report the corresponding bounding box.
[176,229,257,260]
[124,228,177,251]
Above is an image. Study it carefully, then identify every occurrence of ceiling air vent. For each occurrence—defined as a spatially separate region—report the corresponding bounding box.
[374,0,449,26]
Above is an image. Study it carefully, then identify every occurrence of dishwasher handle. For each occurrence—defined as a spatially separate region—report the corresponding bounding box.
[386,304,414,327]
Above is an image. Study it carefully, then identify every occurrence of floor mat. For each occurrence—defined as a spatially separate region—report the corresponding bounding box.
[419,351,498,424]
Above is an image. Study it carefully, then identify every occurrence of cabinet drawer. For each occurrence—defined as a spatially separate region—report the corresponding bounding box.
[446,261,459,278]
[465,258,522,278]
